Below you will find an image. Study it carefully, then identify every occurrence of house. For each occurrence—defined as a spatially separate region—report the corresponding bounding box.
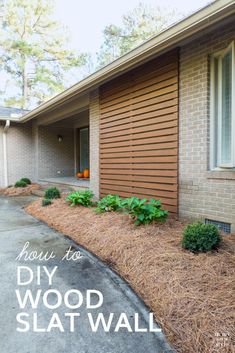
[0,0,234,232]
[0,106,30,118]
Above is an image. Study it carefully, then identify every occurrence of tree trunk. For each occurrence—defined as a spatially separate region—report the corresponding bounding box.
[21,58,28,109]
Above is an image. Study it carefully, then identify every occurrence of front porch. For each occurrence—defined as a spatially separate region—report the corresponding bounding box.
[36,108,91,189]
[39,176,89,190]
[32,90,99,198]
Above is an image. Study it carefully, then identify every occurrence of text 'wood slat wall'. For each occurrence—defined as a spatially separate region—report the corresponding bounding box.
[100,49,179,214]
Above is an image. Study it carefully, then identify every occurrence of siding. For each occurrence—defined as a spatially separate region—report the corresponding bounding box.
[100,49,179,214]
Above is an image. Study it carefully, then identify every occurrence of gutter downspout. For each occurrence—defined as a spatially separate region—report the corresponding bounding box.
[3,120,10,187]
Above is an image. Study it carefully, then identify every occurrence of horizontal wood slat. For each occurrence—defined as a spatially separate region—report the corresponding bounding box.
[100,49,179,214]
[101,141,177,153]
[102,169,177,177]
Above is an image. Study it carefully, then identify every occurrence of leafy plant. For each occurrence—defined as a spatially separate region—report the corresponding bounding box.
[121,197,168,225]
[44,187,61,200]
[95,194,123,213]
[42,198,52,207]
[66,190,94,207]
[182,223,221,253]
[15,180,27,188]
[20,178,31,185]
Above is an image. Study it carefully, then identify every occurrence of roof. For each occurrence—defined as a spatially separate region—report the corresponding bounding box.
[1,0,235,123]
[0,106,30,119]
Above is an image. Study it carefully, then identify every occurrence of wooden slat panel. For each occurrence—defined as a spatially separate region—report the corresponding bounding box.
[101,93,177,119]
[100,113,177,134]
[101,76,178,111]
[100,184,177,200]
[101,134,178,149]
[100,84,177,117]
[100,106,177,128]
[101,127,178,144]
[100,49,179,214]
[100,120,177,139]
[100,52,178,97]
[101,179,177,192]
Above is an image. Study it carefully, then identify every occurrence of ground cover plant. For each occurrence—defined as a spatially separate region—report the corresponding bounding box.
[44,187,61,200]
[95,194,122,213]
[20,178,31,185]
[121,196,168,225]
[94,194,168,225]
[66,190,94,207]
[42,198,52,207]
[14,180,27,188]
[26,196,235,353]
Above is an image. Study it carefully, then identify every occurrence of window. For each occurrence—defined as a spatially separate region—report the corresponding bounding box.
[210,41,235,169]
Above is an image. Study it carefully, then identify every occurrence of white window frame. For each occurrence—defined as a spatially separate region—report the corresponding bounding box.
[210,41,235,170]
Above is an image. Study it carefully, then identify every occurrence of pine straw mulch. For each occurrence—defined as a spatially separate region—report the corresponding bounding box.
[26,197,235,353]
[0,184,41,196]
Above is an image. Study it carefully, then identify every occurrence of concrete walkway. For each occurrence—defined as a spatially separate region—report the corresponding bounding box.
[0,196,173,353]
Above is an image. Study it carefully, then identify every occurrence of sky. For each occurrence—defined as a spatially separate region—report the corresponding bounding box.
[0,0,212,108]
[53,0,212,55]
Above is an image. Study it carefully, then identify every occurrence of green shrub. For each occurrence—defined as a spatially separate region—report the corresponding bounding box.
[182,223,221,253]
[95,194,122,213]
[15,180,27,188]
[42,198,52,207]
[66,190,94,207]
[121,197,168,226]
[44,187,61,200]
[20,178,31,185]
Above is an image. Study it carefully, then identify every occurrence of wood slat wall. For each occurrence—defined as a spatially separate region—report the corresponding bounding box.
[99,49,179,214]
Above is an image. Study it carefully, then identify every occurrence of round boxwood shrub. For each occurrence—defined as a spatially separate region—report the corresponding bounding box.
[15,180,27,188]
[182,223,221,253]
[42,198,52,207]
[20,177,31,185]
[44,187,61,199]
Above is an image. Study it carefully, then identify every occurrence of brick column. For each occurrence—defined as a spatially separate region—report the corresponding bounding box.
[89,89,100,199]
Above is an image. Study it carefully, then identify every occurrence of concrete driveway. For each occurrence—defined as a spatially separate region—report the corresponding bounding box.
[0,196,173,353]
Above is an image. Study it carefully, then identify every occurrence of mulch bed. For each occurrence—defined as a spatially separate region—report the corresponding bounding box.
[26,197,235,353]
[0,184,41,196]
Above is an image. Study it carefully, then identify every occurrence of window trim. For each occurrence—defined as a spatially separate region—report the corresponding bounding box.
[210,41,235,170]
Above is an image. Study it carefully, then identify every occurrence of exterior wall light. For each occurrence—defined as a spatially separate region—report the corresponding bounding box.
[57,135,63,142]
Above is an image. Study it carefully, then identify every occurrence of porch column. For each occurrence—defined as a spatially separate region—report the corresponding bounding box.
[89,89,100,199]
[32,120,39,182]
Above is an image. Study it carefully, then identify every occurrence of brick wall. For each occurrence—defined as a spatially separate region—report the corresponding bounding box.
[179,21,235,232]
[7,122,35,184]
[0,123,35,187]
[89,89,100,199]
[38,126,74,179]
[2,122,35,186]
[0,122,35,187]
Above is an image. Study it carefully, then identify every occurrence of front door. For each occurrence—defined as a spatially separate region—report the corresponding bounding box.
[79,127,89,173]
